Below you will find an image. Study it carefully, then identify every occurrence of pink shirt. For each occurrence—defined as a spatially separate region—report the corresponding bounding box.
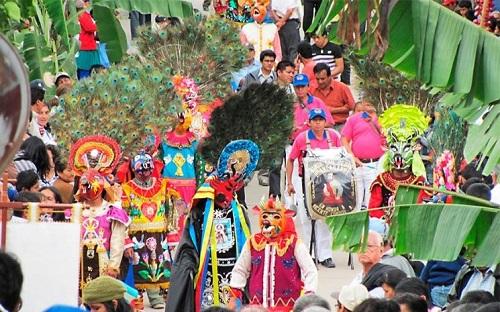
[289,129,342,162]
[341,112,385,159]
[291,95,334,140]
[302,60,317,89]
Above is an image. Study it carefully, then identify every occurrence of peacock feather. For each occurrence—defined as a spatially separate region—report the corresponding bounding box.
[51,57,183,157]
[349,53,441,114]
[135,16,246,104]
[199,83,294,169]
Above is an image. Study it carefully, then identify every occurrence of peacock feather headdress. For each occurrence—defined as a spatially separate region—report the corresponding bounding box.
[136,16,246,104]
[52,57,185,156]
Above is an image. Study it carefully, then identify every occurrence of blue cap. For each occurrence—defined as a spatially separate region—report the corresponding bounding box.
[293,73,309,87]
[308,108,326,120]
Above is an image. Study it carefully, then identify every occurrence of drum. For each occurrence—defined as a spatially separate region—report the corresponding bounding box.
[303,148,356,220]
[0,34,31,173]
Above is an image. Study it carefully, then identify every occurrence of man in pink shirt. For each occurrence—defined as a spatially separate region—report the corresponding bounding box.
[341,102,385,210]
[291,73,334,141]
[286,108,341,268]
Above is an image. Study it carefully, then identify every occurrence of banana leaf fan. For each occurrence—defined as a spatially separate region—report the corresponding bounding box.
[325,184,500,266]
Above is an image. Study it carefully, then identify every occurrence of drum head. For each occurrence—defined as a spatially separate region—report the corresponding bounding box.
[0,34,31,173]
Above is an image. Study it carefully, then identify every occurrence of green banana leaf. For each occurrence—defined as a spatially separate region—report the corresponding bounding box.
[22,31,53,80]
[42,0,70,48]
[92,4,127,63]
[325,184,499,266]
[4,1,21,21]
[94,0,194,18]
[326,210,369,251]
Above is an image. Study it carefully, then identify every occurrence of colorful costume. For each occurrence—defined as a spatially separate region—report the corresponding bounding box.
[161,75,201,208]
[368,105,428,220]
[121,151,181,300]
[230,198,318,311]
[161,122,198,208]
[226,0,253,23]
[240,0,282,61]
[69,135,130,289]
[166,140,259,312]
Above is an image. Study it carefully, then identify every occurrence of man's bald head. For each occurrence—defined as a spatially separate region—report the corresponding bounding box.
[358,231,384,269]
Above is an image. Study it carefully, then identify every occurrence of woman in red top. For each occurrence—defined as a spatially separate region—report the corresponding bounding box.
[76,0,101,79]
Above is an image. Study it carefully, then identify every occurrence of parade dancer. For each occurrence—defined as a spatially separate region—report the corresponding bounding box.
[368,105,428,220]
[166,140,259,312]
[229,197,318,311]
[121,151,182,309]
[69,135,130,289]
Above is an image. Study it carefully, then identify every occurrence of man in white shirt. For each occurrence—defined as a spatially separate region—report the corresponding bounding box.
[271,0,301,62]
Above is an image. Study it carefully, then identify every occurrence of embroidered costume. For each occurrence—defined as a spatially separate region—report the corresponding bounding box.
[121,151,181,294]
[69,135,130,289]
[229,198,318,311]
[368,105,429,220]
[166,140,259,312]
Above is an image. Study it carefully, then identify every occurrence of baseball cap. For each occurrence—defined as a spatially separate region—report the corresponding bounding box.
[293,73,309,87]
[55,72,70,85]
[30,79,46,92]
[369,217,389,240]
[338,284,369,311]
[308,108,326,120]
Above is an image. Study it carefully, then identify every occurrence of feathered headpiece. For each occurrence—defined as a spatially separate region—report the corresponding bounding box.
[208,140,260,208]
[69,135,121,176]
[200,83,294,169]
[379,104,429,176]
[434,150,456,191]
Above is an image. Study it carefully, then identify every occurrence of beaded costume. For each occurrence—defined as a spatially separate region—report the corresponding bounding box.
[229,198,318,311]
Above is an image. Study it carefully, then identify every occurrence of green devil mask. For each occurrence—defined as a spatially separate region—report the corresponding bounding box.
[386,128,416,170]
[379,105,429,176]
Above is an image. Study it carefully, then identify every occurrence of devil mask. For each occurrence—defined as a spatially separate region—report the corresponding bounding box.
[251,0,270,23]
[209,172,244,209]
[77,169,105,201]
[253,198,295,239]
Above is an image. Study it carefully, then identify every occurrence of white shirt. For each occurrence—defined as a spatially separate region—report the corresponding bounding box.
[241,23,279,61]
[491,183,500,205]
[271,0,300,19]
[460,265,497,299]
[258,69,275,84]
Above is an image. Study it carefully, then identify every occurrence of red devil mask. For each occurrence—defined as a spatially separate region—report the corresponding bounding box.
[77,169,105,201]
[209,173,244,209]
[251,0,270,24]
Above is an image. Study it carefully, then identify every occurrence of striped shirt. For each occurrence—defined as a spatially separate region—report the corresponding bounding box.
[311,42,343,72]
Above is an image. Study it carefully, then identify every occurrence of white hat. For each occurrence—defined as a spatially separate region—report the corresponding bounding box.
[338,284,369,311]
[55,72,71,85]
